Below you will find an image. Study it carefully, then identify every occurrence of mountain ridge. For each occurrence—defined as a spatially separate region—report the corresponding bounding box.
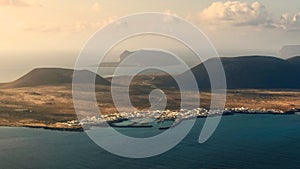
[1,55,300,89]
[0,68,110,89]
[186,55,300,89]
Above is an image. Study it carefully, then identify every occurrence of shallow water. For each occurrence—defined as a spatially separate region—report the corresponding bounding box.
[1,114,300,169]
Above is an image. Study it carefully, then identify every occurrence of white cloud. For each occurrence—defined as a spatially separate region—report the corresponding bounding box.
[23,23,61,33]
[23,16,119,34]
[101,16,118,27]
[199,1,272,27]
[163,10,178,23]
[276,12,300,31]
[196,1,300,32]
[0,0,41,7]
[92,2,101,12]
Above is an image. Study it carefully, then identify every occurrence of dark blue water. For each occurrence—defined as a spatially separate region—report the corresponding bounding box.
[1,114,300,169]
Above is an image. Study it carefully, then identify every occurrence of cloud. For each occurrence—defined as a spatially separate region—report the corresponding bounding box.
[198,1,300,31]
[23,16,119,33]
[199,1,272,27]
[276,12,300,31]
[0,0,41,7]
[163,10,178,23]
[92,2,101,12]
[23,23,61,33]
[101,16,118,27]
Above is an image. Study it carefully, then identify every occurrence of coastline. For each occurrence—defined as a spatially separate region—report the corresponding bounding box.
[0,123,84,132]
[0,108,298,132]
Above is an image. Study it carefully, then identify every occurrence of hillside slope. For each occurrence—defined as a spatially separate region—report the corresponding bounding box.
[187,56,300,89]
[0,68,110,88]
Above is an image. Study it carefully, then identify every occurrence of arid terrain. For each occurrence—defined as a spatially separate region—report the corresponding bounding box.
[0,82,300,130]
[0,65,300,130]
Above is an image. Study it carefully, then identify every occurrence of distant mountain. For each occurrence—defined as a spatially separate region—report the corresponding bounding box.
[120,50,134,61]
[111,55,300,90]
[279,45,300,58]
[0,68,110,88]
[2,55,300,90]
[287,56,300,65]
[97,49,182,68]
[182,56,300,89]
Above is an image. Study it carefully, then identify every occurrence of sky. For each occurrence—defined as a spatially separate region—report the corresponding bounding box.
[0,0,300,82]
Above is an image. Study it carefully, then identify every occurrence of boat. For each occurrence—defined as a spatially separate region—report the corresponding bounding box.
[109,122,153,128]
[158,126,170,130]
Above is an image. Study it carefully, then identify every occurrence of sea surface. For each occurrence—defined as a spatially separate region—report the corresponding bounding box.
[1,114,300,169]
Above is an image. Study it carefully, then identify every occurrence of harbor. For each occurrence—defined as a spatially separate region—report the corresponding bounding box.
[64,107,298,130]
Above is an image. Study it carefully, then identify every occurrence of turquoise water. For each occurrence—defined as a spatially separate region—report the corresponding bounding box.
[1,114,300,169]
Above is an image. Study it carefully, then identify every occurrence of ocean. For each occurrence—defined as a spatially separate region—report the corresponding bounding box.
[1,114,300,169]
